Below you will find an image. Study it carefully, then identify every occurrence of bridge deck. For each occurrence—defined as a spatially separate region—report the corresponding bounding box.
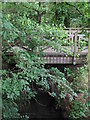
[5,28,89,65]
[42,46,88,64]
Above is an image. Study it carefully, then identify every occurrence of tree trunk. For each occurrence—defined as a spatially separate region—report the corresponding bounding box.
[37,2,41,25]
[54,2,58,20]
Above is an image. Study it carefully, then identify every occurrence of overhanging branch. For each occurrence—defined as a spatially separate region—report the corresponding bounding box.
[66,2,89,19]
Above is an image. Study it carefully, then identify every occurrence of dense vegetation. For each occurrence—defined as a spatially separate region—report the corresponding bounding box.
[0,2,89,120]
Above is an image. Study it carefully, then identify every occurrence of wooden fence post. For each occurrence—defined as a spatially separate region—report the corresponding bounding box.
[73,32,77,65]
[78,36,81,53]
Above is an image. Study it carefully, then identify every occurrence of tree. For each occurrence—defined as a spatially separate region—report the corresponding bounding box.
[1,2,89,119]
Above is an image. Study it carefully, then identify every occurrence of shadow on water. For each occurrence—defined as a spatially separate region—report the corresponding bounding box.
[19,91,68,120]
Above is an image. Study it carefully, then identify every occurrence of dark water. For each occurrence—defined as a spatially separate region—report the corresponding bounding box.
[19,91,68,120]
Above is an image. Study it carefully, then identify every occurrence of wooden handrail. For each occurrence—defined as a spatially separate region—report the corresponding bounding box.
[37,28,89,61]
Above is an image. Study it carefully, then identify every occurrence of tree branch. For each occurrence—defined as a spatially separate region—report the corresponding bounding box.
[65,2,88,19]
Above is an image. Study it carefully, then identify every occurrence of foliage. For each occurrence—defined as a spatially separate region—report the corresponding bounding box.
[64,65,88,119]
[1,2,89,120]
[69,98,88,119]
[2,2,89,28]
[64,65,88,93]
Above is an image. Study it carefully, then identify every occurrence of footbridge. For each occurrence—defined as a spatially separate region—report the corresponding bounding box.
[39,28,89,65]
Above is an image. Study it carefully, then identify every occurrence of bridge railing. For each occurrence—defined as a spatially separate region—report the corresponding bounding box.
[37,28,90,56]
[64,28,89,55]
